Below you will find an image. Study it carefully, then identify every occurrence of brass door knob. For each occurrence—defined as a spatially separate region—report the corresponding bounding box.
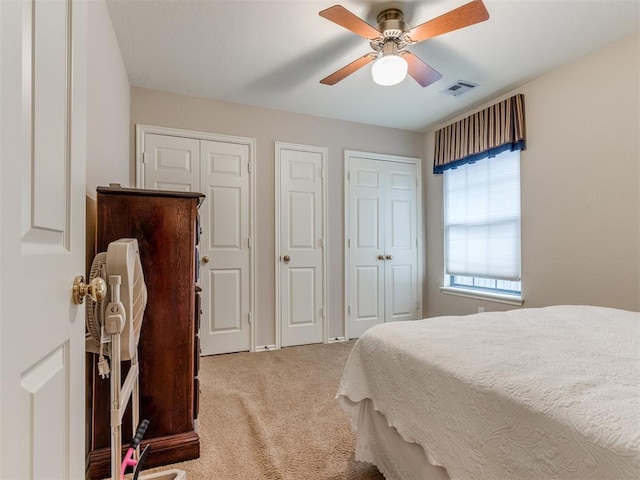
[73,276,106,305]
[201,255,210,264]
[385,254,393,260]
[378,255,385,260]
[282,255,291,263]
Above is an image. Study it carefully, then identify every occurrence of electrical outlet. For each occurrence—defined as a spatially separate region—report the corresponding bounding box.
[478,306,485,313]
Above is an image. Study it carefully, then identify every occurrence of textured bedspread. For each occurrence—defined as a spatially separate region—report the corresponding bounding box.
[337,305,640,480]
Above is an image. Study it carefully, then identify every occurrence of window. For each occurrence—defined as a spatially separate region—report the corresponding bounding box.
[443,149,521,297]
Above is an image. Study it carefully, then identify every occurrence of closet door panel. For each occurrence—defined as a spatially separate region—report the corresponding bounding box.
[348,158,385,338]
[144,134,200,192]
[384,162,419,322]
[347,154,421,338]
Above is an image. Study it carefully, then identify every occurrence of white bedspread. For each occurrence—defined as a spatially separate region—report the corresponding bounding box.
[337,305,640,480]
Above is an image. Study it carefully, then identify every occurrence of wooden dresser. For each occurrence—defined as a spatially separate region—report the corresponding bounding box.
[89,186,205,479]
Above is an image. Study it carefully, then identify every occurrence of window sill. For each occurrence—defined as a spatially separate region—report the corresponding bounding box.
[440,286,524,306]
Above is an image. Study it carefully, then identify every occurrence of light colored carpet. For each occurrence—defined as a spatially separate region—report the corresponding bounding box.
[138,341,384,480]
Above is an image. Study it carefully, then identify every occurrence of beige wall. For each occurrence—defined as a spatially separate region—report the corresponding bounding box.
[87,0,131,196]
[424,34,640,317]
[86,0,131,265]
[130,88,424,346]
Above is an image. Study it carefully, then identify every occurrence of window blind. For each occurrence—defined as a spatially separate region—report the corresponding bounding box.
[444,149,521,280]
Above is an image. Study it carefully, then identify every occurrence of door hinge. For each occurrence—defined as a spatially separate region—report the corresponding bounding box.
[248,237,252,248]
[416,302,420,311]
[248,312,252,324]
[321,307,326,318]
[347,238,351,248]
[347,171,350,182]
[248,162,251,173]
[141,152,147,164]
[347,305,351,316]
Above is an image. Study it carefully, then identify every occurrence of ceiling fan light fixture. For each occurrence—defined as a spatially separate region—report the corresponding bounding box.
[371,54,408,86]
[371,40,407,86]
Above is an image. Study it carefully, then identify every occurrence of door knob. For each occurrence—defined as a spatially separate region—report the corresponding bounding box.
[72,275,106,305]
[201,256,210,264]
[378,255,385,260]
[385,255,393,260]
[282,255,291,263]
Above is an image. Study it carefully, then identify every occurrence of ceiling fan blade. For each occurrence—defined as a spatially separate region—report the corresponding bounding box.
[401,51,442,87]
[406,0,489,43]
[320,53,377,85]
[319,5,381,40]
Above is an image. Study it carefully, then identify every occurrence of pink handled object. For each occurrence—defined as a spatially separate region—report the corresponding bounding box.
[120,419,151,480]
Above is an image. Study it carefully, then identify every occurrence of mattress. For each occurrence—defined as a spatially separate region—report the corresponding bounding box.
[337,305,640,480]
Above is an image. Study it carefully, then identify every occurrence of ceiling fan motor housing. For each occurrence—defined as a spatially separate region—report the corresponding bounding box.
[377,8,409,39]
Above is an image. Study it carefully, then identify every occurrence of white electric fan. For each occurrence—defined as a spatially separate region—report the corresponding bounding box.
[85,238,185,480]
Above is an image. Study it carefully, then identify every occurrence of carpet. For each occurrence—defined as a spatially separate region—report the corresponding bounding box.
[137,341,384,480]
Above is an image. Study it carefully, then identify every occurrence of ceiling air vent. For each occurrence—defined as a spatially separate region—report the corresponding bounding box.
[440,80,478,97]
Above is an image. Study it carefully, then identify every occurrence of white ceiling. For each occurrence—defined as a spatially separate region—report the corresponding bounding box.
[105,0,639,132]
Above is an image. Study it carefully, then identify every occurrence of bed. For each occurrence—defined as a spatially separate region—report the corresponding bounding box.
[337,305,640,480]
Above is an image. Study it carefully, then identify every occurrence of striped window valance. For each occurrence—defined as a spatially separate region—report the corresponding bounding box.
[433,94,526,174]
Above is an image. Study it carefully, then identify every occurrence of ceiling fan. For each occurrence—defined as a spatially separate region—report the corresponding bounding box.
[319,0,489,87]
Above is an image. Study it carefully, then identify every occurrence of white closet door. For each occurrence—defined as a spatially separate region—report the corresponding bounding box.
[139,130,254,355]
[347,154,421,339]
[348,157,386,338]
[143,133,200,192]
[384,162,419,322]
[199,140,251,354]
[1,0,87,477]
[277,143,327,347]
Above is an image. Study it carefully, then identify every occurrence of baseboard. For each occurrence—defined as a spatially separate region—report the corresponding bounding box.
[327,337,348,343]
[255,340,349,350]
[255,344,278,352]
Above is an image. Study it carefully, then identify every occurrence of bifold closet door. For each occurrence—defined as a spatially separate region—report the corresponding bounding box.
[383,161,420,323]
[348,157,420,339]
[141,132,252,355]
[348,158,386,338]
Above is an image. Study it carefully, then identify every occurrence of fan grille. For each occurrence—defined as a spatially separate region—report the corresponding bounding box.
[86,252,108,351]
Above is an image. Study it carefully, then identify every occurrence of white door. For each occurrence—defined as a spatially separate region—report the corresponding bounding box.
[383,162,419,322]
[347,153,421,338]
[348,158,386,337]
[1,0,87,478]
[143,134,200,192]
[139,128,255,355]
[199,140,251,354]
[276,143,327,347]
